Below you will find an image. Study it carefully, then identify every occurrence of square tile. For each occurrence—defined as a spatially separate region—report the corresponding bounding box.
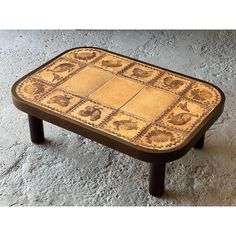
[94,54,132,74]
[32,58,82,85]
[102,112,148,141]
[122,63,162,83]
[158,98,207,132]
[121,87,178,121]
[59,66,114,97]
[185,82,221,106]
[68,100,114,127]
[63,48,103,64]
[38,89,82,114]
[16,77,53,102]
[153,72,192,95]
[135,124,184,150]
[89,76,144,108]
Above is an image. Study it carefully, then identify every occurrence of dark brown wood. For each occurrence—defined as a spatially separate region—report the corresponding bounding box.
[194,134,205,149]
[28,114,45,143]
[149,162,166,197]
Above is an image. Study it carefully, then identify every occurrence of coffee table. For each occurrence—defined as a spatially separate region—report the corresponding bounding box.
[11,47,225,197]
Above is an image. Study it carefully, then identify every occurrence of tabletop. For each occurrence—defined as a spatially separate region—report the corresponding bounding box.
[12,47,224,153]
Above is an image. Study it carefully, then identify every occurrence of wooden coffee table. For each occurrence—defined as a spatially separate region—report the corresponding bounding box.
[11,47,225,197]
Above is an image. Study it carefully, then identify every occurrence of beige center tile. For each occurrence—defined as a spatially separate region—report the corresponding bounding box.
[121,87,178,121]
[89,76,144,108]
[59,66,114,96]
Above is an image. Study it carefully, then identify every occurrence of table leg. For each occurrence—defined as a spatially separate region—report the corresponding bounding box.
[194,134,205,149]
[149,162,166,197]
[28,114,45,143]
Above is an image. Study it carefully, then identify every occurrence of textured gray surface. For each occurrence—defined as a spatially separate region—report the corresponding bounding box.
[0,30,235,206]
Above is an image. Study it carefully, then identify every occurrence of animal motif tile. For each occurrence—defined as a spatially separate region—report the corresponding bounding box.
[16,77,53,102]
[32,58,82,85]
[14,47,224,152]
[38,89,82,114]
[62,48,103,64]
[102,112,148,141]
[185,82,221,106]
[153,72,192,95]
[94,54,132,74]
[68,100,114,127]
[135,124,184,150]
[158,98,207,132]
[122,63,162,83]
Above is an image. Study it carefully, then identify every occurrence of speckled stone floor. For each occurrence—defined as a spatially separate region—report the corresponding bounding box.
[0,30,235,206]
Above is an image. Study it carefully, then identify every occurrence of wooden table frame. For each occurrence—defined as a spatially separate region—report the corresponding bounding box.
[12,47,225,197]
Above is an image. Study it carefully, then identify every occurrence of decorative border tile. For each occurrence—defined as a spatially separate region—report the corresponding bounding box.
[62,48,104,64]
[38,89,82,114]
[152,72,193,95]
[102,111,149,141]
[135,124,185,150]
[94,54,132,74]
[185,82,221,107]
[157,98,208,132]
[31,58,83,85]
[122,62,163,84]
[16,77,54,102]
[67,99,115,128]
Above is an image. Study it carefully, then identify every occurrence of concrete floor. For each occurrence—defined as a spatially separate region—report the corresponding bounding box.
[0,30,235,206]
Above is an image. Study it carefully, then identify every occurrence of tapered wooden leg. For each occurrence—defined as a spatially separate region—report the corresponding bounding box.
[194,134,205,149]
[149,162,166,197]
[28,115,45,143]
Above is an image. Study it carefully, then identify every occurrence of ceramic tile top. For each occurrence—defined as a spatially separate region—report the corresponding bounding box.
[15,47,223,151]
